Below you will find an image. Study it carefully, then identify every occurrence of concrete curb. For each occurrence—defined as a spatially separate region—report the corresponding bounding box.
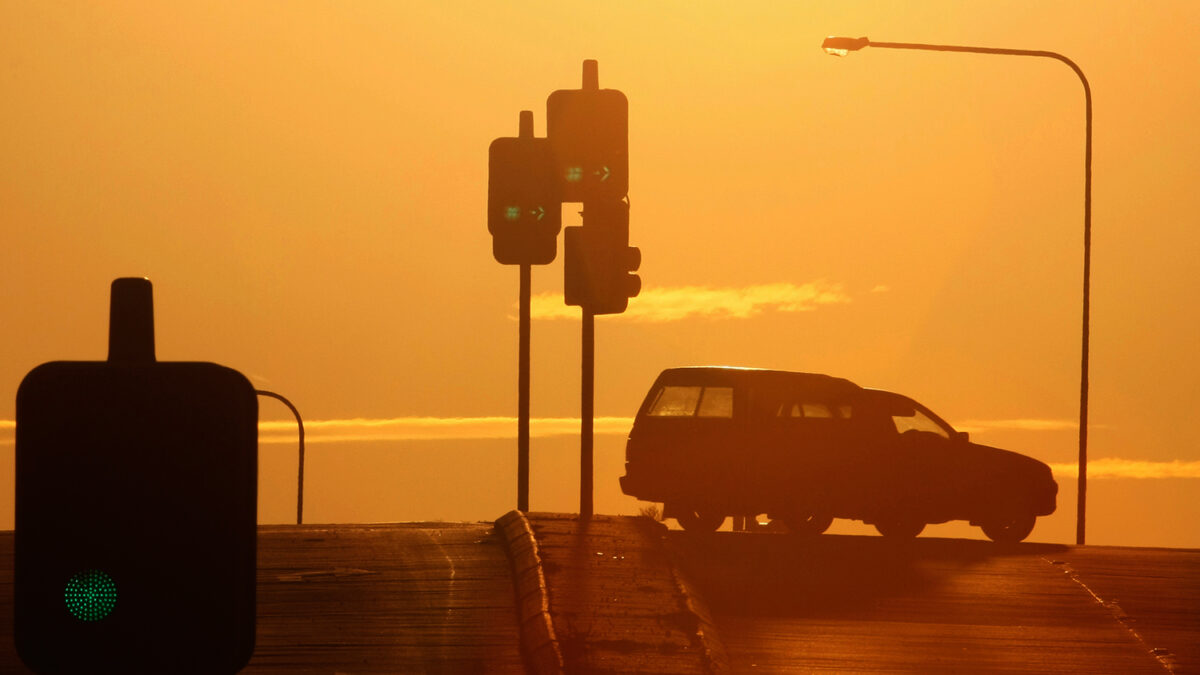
[663,532,731,673]
[497,511,731,674]
[495,510,565,675]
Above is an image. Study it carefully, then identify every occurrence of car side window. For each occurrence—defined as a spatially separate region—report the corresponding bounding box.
[774,400,838,418]
[802,403,833,418]
[696,387,734,418]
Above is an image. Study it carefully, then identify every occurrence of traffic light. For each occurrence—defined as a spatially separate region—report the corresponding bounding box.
[488,111,562,265]
[15,278,257,674]
[546,60,628,202]
[564,200,641,315]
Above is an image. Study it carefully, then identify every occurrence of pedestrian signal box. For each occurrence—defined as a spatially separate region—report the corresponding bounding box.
[488,111,562,265]
[15,278,257,675]
[546,60,629,202]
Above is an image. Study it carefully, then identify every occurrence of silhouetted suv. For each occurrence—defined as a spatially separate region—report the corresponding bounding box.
[619,367,1057,543]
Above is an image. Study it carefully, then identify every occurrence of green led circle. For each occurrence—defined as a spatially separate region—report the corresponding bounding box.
[64,569,118,622]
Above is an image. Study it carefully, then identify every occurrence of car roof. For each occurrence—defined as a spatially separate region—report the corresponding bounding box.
[655,366,862,394]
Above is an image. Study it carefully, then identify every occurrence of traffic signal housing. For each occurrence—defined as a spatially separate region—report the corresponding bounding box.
[546,60,628,202]
[564,199,641,315]
[488,111,562,265]
[15,278,257,674]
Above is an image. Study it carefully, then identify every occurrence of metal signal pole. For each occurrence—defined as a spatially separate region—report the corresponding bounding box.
[580,309,595,519]
[518,263,531,512]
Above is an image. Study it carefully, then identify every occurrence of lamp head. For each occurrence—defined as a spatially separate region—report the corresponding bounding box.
[822,36,870,56]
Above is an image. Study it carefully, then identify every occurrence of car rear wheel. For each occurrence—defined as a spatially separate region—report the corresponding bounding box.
[674,508,725,532]
[980,512,1036,543]
[785,513,834,536]
[874,516,925,539]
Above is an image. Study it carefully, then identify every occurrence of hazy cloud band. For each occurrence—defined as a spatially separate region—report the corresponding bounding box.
[1048,458,1200,479]
[257,416,634,443]
[4,417,1196,478]
[527,281,851,322]
[956,419,1087,433]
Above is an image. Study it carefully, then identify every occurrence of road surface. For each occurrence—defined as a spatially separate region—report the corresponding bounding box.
[2,520,1196,673]
[670,530,1198,673]
[0,523,525,674]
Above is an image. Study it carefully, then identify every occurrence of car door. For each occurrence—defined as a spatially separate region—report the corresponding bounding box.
[883,397,962,519]
[639,379,740,503]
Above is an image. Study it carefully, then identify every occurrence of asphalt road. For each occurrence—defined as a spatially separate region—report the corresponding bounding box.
[670,531,1198,673]
[0,523,525,674]
[2,521,1196,673]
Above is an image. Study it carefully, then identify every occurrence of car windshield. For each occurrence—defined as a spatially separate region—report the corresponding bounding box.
[647,385,733,418]
[880,393,953,439]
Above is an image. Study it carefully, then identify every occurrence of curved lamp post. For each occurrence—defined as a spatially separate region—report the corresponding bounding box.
[822,36,1092,545]
[258,389,306,525]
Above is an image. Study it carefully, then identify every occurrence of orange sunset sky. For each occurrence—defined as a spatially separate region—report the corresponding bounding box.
[2,3,1198,548]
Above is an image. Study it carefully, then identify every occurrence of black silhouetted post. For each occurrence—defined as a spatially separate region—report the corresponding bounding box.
[822,36,1093,545]
[257,389,305,524]
[551,60,638,518]
[581,310,595,518]
[15,278,257,674]
[489,109,563,511]
[518,261,531,511]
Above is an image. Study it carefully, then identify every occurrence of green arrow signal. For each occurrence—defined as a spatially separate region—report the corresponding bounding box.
[594,166,610,181]
[530,206,545,221]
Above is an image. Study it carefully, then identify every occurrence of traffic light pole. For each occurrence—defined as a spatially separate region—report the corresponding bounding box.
[518,264,531,512]
[580,308,594,519]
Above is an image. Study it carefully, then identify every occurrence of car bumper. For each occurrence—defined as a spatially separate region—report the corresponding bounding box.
[619,467,671,502]
[1033,479,1058,516]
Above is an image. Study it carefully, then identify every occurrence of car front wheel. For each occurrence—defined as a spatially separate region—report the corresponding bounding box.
[980,512,1036,543]
[674,507,725,532]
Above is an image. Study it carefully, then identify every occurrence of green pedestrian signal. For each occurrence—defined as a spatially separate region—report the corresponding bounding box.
[64,569,118,622]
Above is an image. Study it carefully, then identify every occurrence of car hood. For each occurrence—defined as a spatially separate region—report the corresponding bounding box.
[967,441,1054,478]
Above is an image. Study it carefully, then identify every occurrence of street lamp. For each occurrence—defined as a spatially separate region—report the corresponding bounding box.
[822,35,1093,546]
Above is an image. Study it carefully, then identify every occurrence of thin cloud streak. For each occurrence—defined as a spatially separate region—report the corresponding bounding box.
[1049,458,1200,479]
[258,416,635,443]
[527,281,850,322]
[954,418,1097,433]
[0,417,634,446]
[0,416,1106,446]
[1,418,1197,479]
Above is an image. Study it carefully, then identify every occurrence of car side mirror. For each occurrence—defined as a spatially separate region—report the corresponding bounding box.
[953,431,970,443]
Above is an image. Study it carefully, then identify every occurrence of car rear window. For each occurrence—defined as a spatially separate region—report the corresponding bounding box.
[647,385,733,418]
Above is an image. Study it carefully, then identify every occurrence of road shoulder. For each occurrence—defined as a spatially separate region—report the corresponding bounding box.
[495,511,729,674]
